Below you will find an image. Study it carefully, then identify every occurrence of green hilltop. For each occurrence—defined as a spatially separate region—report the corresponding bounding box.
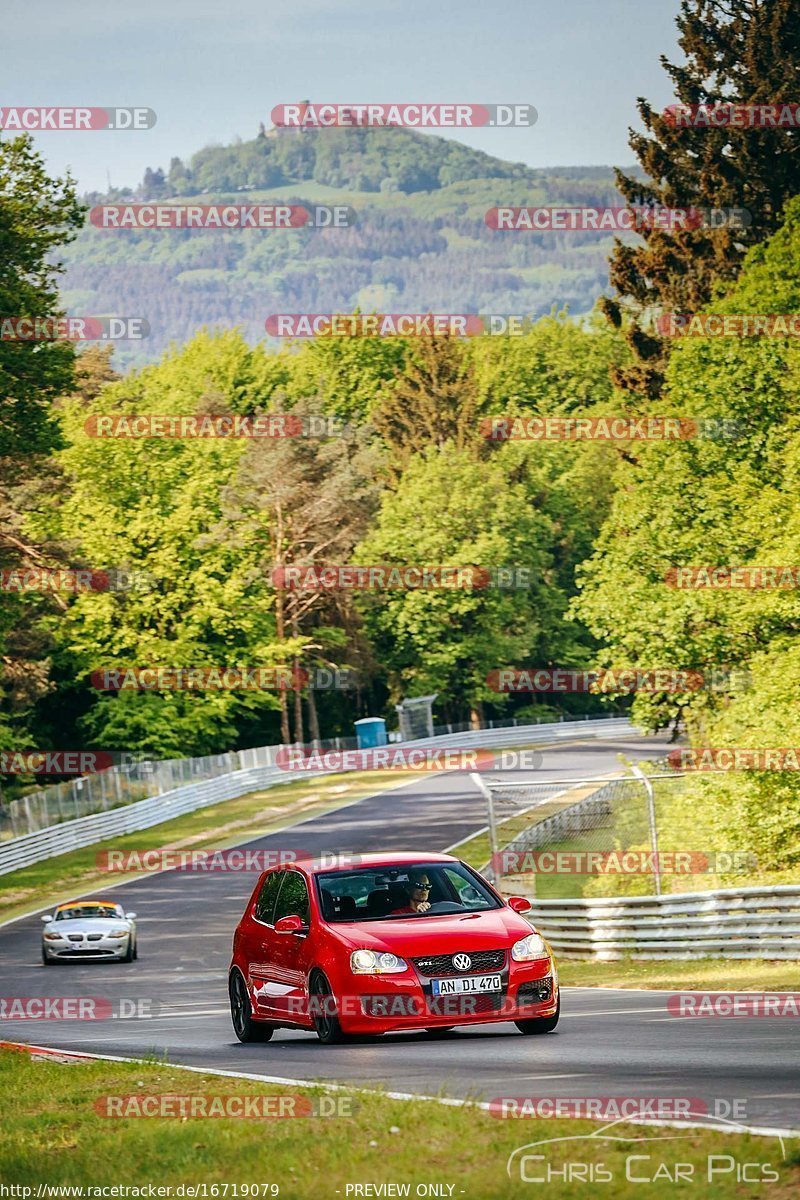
[63,124,635,366]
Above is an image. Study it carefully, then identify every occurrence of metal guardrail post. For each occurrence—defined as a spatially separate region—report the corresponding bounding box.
[632,764,661,897]
[469,772,498,880]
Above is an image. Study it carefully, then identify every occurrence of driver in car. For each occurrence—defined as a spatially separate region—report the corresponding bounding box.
[390,872,432,915]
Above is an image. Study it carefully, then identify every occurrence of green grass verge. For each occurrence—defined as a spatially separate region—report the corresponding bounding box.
[0,769,426,927]
[1,1050,797,1197]
[558,957,800,991]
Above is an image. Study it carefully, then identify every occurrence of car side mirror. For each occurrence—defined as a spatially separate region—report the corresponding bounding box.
[124,912,137,920]
[275,914,307,934]
[41,914,53,923]
[507,895,533,914]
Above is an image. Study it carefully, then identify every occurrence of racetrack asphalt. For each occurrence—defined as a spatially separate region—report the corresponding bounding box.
[1,735,797,1134]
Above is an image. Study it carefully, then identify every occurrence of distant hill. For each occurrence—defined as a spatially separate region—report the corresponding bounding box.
[62,125,637,367]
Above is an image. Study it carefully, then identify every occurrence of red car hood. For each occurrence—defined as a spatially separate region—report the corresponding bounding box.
[327,907,536,955]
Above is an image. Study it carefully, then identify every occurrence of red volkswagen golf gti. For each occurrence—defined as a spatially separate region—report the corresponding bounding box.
[228,852,559,1044]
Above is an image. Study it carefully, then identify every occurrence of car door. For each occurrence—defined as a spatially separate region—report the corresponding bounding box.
[247,869,285,1016]
[268,869,312,1022]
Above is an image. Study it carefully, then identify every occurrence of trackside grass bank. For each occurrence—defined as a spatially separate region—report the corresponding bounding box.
[557,958,800,991]
[0,1049,798,1198]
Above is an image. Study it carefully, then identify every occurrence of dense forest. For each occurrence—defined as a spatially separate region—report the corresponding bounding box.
[1,0,799,874]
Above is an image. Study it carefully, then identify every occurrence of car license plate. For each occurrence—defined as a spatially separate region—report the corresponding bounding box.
[431,974,502,996]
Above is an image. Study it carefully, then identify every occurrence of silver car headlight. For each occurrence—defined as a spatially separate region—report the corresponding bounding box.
[43,932,63,941]
[107,929,129,939]
[350,949,408,975]
[511,933,550,962]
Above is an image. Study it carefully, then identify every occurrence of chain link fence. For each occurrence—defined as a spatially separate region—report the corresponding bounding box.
[0,710,624,842]
[472,767,755,899]
[0,751,242,840]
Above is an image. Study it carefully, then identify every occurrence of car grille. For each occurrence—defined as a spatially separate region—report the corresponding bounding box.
[56,948,115,957]
[362,995,423,1018]
[411,949,506,977]
[67,933,84,942]
[87,934,103,942]
[427,994,505,1017]
[516,976,553,1004]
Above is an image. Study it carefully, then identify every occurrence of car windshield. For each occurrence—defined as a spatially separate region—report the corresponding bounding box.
[316,862,501,922]
[54,903,124,921]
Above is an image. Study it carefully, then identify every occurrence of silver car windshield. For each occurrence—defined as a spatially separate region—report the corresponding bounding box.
[54,904,125,921]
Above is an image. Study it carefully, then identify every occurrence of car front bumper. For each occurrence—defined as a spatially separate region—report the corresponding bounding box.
[43,936,131,961]
[336,957,558,1034]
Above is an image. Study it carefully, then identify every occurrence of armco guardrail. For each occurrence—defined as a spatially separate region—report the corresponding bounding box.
[0,717,634,876]
[528,886,800,960]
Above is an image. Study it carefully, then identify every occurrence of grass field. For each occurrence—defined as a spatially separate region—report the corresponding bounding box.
[557,957,800,991]
[1,1048,797,1198]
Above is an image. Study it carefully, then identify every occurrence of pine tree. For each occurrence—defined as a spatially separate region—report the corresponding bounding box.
[604,0,800,397]
[371,336,486,479]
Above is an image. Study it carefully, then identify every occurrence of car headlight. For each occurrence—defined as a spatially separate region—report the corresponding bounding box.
[107,929,128,939]
[511,933,550,962]
[43,932,63,941]
[350,949,408,975]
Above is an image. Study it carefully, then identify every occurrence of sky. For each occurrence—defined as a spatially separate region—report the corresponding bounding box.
[3,0,683,194]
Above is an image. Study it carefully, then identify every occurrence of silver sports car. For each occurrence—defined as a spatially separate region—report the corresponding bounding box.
[41,899,138,964]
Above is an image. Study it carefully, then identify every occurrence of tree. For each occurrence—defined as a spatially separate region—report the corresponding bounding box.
[603,0,800,396]
[353,447,569,724]
[42,332,285,756]
[372,336,487,480]
[218,397,382,743]
[576,197,800,734]
[0,133,83,749]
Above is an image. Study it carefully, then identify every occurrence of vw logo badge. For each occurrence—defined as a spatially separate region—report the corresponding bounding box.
[453,953,472,971]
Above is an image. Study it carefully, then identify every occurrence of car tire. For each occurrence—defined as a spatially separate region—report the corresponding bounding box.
[515,995,560,1035]
[123,937,135,963]
[229,971,275,1043]
[132,939,138,960]
[41,947,52,966]
[309,971,347,1045]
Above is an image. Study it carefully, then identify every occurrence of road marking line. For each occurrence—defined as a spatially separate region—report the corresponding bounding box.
[0,1039,796,1139]
[563,1007,669,1017]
